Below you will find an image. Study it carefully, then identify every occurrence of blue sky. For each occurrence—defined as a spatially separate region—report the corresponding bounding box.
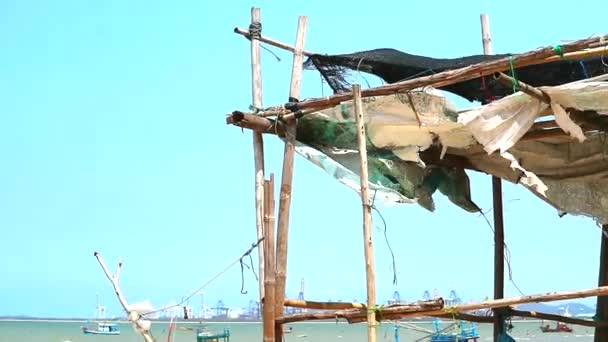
[0,0,606,318]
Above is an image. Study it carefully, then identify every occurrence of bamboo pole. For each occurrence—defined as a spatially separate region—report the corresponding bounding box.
[263,175,276,342]
[353,83,377,342]
[279,286,608,325]
[399,285,608,319]
[280,35,608,114]
[595,224,608,341]
[510,309,608,328]
[249,7,266,308]
[274,16,307,342]
[233,26,314,57]
[276,299,444,324]
[284,299,366,310]
[480,13,505,342]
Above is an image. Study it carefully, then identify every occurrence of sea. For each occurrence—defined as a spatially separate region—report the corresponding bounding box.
[0,320,596,342]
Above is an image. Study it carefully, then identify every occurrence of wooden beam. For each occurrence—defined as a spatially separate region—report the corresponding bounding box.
[595,224,608,341]
[353,83,377,342]
[276,299,444,324]
[226,111,284,136]
[284,299,366,310]
[233,27,314,57]
[510,309,607,328]
[274,16,307,342]
[262,175,276,342]
[398,285,608,319]
[249,6,266,309]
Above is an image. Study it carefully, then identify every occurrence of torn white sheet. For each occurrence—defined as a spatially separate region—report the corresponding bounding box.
[501,151,548,196]
[551,102,586,142]
[457,92,544,154]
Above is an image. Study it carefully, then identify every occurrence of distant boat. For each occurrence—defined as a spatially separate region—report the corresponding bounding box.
[81,293,120,335]
[196,327,230,342]
[81,322,120,335]
[539,321,573,333]
[429,319,479,342]
[539,307,573,333]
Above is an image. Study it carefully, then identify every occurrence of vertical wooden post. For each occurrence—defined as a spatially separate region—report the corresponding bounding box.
[353,84,377,342]
[594,224,608,341]
[249,6,266,317]
[480,13,504,341]
[480,13,493,55]
[263,175,276,342]
[274,16,307,342]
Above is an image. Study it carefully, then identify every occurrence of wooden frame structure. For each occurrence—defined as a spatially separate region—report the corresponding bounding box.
[229,8,608,342]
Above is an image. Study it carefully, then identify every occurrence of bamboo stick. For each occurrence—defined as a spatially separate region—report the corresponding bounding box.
[283,35,608,114]
[480,14,505,342]
[249,6,266,312]
[234,26,314,57]
[284,299,366,310]
[595,224,608,341]
[275,16,307,342]
[226,111,284,136]
[276,299,444,324]
[494,72,550,103]
[262,175,276,342]
[398,285,608,319]
[353,83,377,342]
[509,309,607,328]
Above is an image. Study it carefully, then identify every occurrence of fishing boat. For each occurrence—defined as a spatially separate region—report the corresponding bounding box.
[196,327,230,342]
[81,322,121,335]
[540,321,573,333]
[539,307,574,333]
[429,319,480,342]
[81,293,121,335]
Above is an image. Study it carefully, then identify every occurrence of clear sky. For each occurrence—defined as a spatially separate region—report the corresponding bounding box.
[1,0,606,318]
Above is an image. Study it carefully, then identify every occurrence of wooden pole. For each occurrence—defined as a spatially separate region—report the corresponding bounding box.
[249,6,266,317]
[274,15,307,342]
[284,299,366,310]
[480,13,505,341]
[595,224,608,341]
[263,175,276,342]
[353,83,377,342]
[233,26,314,57]
[276,299,444,324]
[510,309,607,328]
[398,285,608,319]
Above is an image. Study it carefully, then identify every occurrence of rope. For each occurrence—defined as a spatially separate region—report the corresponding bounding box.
[553,45,564,58]
[508,56,519,93]
[142,238,264,317]
[370,190,398,286]
[248,21,281,62]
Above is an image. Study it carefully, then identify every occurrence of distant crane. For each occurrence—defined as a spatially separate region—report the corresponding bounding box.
[388,290,401,305]
[422,290,431,301]
[297,278,306,313]
[248,299,260,319]
[213,300,229,317]
[446,290,462,306]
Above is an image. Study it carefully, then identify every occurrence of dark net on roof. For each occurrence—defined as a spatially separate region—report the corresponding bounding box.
[304,48,608,102]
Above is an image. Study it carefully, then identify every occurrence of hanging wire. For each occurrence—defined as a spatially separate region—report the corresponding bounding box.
[477,208,525,296]
[370,190,398,285]
[142,238,264,317]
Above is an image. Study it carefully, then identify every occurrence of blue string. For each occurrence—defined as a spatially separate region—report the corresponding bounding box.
[579,60,590,78]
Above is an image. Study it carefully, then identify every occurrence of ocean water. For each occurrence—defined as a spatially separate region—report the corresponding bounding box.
[0,320,596,342]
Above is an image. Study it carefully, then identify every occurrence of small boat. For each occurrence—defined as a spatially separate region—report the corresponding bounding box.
[81,293,120,335]
[429,319,480,342]
[539,307,574,333]
[540,321,573,333]
[196,327,230,342]
[81,322,120,335]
